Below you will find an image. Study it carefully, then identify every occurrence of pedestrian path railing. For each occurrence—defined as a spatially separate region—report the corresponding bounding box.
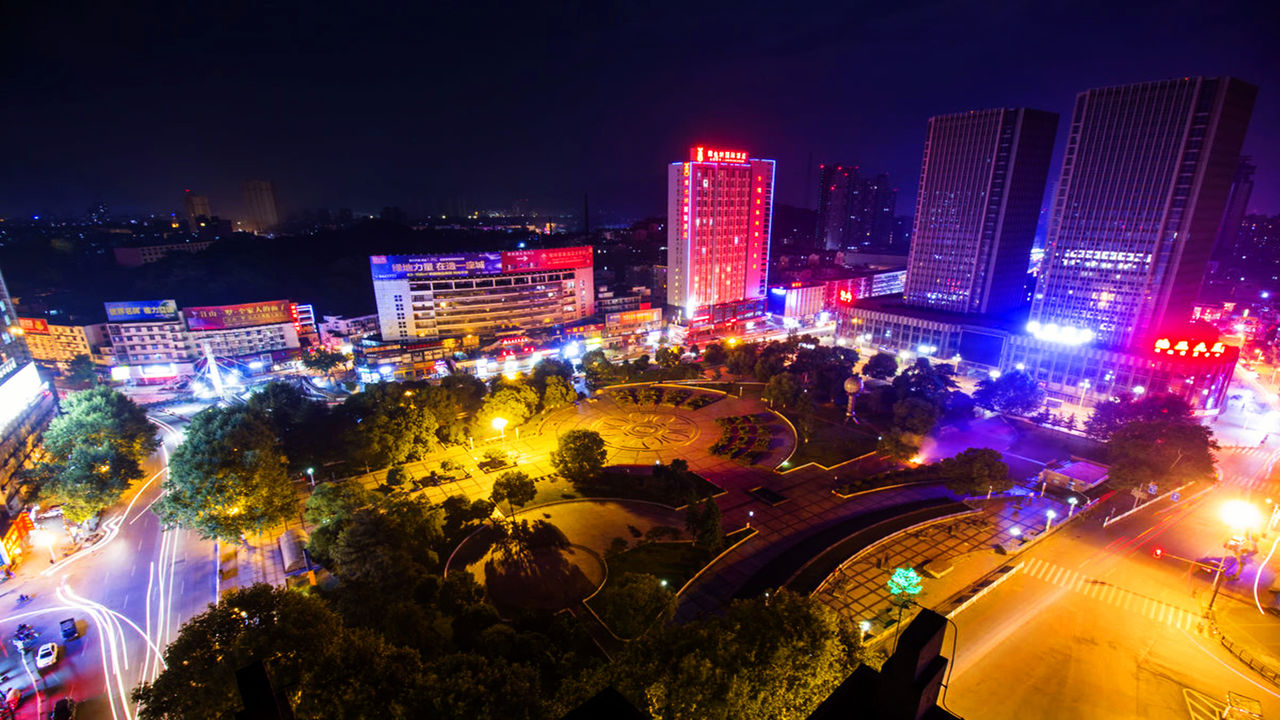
[1219,632,1280,687]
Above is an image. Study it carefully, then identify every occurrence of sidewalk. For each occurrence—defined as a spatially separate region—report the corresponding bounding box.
[813,492,1072,637]
[1212,597,1280,686]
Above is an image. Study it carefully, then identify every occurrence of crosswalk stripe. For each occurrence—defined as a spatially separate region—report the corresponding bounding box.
[1020,557,1204,633]
[1049,566,1065,584]
[1159,605,1169,623]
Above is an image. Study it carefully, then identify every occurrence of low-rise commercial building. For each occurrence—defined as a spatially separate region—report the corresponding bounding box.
[104,299,302,383]
[17,317,109,370]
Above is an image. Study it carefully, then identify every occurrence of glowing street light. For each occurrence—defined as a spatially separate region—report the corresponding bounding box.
[1067,496,1079,518]
[306,467,315,488]
[859,620,872,642]
[491,416,508,449]
[1221,499,1262,531]
[30,529,56,564]
[1045,509,1058,532]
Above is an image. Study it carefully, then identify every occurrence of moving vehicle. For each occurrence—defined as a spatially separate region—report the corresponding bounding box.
[5,687,19,710]
[13,624,39,652]
[60,619,77,641]
[50,697,76,720]
[35,643,59,669]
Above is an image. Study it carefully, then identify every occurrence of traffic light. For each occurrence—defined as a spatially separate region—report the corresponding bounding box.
[1152,546,1164,559]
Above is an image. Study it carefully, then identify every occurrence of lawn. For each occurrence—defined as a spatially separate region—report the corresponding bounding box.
[525,469,722,509]
[605,541,713,590]
[784,412,880,469]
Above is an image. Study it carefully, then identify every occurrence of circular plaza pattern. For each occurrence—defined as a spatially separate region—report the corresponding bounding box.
[591,410,701,451]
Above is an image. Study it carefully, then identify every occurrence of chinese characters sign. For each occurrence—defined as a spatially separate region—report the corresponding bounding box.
[183,300,293,331]
[501,246,592,272]
[692,146,749,164]
[104,299,179,323]
[370,253,502,281]
[17,318,49,335]
[1153,337,1226,359]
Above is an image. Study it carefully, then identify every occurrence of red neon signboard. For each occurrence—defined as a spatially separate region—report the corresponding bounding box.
[1152,337,1226,359]
[691,146,749,164]
[17,318,49,335]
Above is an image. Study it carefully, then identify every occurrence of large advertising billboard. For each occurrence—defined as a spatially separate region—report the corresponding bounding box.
[370,253,503,281]
[17,318,49,335]
[501,246,593,272]
[183,300,293,331]
[104,300,180,323]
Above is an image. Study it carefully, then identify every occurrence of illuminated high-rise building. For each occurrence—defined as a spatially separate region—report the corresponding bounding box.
[1030,77,1257,350]
[242,180,280,232]
[0,264,56,508]
[667,146,775,326]
[903,108,1058,315]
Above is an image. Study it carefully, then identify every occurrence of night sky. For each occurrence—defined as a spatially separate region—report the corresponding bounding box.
[2,0,1276,221]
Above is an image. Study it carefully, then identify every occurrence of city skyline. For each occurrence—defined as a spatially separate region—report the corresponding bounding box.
[1,2,1276,220]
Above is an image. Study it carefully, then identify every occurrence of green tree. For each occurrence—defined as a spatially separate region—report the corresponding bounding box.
[892,357,958,409]
[32,442,141,523]
[1085,392,1194,441]
[581,350,622,390]
[939,448,1012,496]
[132,584,424,720]
[863,352,899,380]
[724,343,759,376]
[154,406,297,541]
[591,572,675,639]
[304,479,371,527]
[893,396,941,436]
[655,347,682,369]
[43,385,158,463]
[879,428,923,461]
[610,591,862,720]
[65,354,98,385]
[973,370,1045,416]
[1108,418,1217,492]
[702,342,727,366]
[490,470,537,518]
[763,373,802,410]
[551,429,608,483]
[529,358,574,397]
[339,383,439,470]
[540,375,576,412]
[247,381,330,473]
[386,465,409,488]
[684,497,724,552]
[303,348,348,378]
[479,380,539,428]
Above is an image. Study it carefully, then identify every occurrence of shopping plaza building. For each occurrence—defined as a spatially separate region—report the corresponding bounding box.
[837,77,1257,415]
[370,246,595,343]
[0,265,57,511]
[104,298,303,383]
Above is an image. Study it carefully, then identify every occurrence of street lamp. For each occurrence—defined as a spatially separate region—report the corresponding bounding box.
[1209,500,1263,610]
[859,620,871,642]
[30,529,56,564]
[492,416,508,449]
[1067,496,1079,518]
[306,467,315,488]
[1045,509,1057,532]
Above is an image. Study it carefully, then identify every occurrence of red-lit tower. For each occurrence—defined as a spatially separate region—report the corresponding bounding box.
[667,146,775,327]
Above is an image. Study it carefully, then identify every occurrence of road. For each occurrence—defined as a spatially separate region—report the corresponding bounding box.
[947,444,1280,719]
[0,407,217,720]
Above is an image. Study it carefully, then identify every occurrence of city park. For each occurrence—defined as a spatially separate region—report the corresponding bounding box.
[25,337,1233,718]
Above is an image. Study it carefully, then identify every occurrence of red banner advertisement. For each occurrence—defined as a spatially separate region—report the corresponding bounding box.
[17,318,49,335]
[183,300,293,331]
[501,246,593,273]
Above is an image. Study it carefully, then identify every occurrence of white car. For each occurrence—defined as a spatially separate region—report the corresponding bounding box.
[35,643,59,669]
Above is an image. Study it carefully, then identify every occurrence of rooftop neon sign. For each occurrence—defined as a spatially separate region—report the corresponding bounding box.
[692,146,749,164]
[1153,338,1226,359]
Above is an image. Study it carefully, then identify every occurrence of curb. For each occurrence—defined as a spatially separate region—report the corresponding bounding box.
[675,527,758,598]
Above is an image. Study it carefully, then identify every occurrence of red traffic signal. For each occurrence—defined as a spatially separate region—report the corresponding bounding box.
[1152,547,1164,559]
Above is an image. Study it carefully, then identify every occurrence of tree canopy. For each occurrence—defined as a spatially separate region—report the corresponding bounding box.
[490,471,536,518]
[338,383,439,470]
[154,406,298,541]
[1085,392,1195,441]
[863,352,899,380]
[551,429,608,484]
[938,448,1012,496]
[973,370,1045,416]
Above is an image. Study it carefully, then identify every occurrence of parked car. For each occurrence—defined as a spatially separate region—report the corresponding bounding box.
[35,643,59,669]
[49,698,76,720]
[60,619,77,641]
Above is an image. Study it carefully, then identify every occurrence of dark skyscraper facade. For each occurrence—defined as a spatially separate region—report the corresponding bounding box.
[903,107,1058,315]
[816,166,897,252]
[243,179,281,232]
[1030,77,1257,350]
[816,164,855,251]
[1212,156,1256,263]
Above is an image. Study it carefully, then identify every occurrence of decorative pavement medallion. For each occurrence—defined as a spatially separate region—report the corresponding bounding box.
[592,411,701,451]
